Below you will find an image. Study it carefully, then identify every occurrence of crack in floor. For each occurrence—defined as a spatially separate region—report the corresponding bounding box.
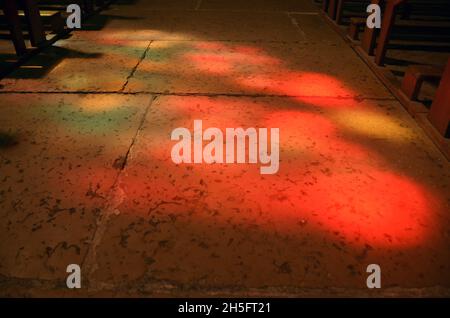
[120,41,153,92]
[80,95,157,289]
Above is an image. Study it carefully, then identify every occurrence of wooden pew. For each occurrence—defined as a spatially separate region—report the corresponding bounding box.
[37,1,112,16]
[1,10,64,32]
[359,0,450,65]
[327,0,338,19]
[1,0,27,55]
[321,0,371,40]
[361,0,384,55]
[348,17,364,39]
[323,0,330,12]
[336,0,370,24]
[428,57,450,138]
[373,0,405,65]
[18,0,46,47]
[1,0,47,55]
[38,0,92,14]
[323,0,370,26]
[377,0,450,65]
[342,1,373,40]
[400,65,444,101]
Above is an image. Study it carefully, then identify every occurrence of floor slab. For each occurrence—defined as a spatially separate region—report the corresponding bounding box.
[199,0,318,12]
[69,10,306,42]
[0,93,152,280]
[0,40,150,92]
[125,40,391,98]
[291,13,344,43]
[114,0,199,10]
[88,95,450,294]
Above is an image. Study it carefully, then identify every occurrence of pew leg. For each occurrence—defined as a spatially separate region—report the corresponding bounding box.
[361,0,383,55]
[20,0,46,47]
[374,1,397,65]
[429,59,450,138]
[361,26,377,55]
[327,0,338,19]
[348,24,359,40]
[2,0,27,56]
[336,0,345,24]
[322,0,330,12]
[401,72,423,101]
[49,12,65,34]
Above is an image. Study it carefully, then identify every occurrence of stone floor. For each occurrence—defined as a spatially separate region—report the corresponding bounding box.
[0,0,449,297]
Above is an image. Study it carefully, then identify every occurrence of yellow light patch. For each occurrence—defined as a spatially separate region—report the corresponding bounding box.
[334,110,414,141]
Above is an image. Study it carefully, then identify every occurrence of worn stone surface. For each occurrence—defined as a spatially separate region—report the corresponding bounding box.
[0,40,150,92]
[291,13,345,43]
[125,40,391,98]
[0,94,152,281]
[114,0,199,10]
[86,95,450,293]
[69,9,306,42]
[0,0,449,297]
[200,0,318,12]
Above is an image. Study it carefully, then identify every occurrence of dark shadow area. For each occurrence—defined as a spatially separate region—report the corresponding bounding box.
[112,0,140,4]
[4,46,103,79]
[0,0,116,80]
[80,14,145,31]
[0,131,19,148]
[384,57,423,67]
[0,53,20,72]
[386,43,450,53]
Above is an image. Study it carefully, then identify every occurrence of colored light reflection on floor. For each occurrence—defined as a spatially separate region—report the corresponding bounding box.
[83,93,443,250]
[25,37,445,251]
[182,41,355,99]
[240,72,353,98]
